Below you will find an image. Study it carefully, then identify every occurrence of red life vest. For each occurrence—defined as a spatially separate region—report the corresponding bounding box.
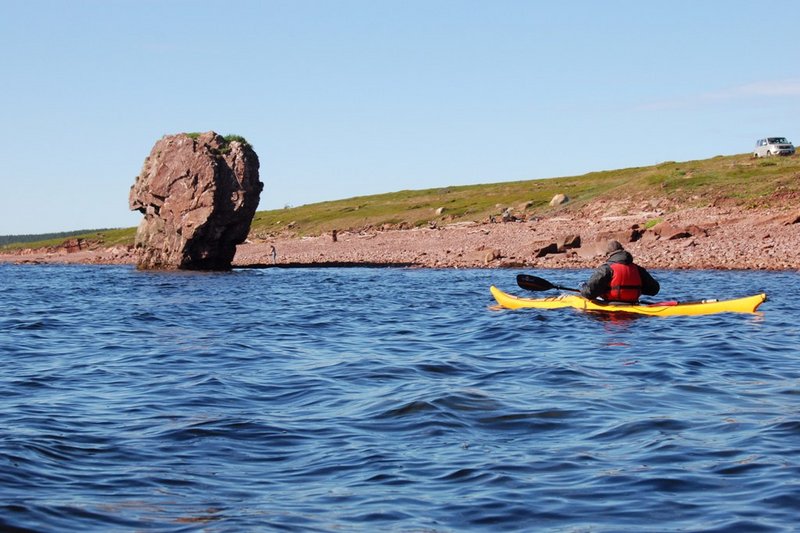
[604,262,642,302]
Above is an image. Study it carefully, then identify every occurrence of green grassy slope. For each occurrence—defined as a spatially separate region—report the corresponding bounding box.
[3,152,798,250]
[249,153,799,238]
[0,227,138,251]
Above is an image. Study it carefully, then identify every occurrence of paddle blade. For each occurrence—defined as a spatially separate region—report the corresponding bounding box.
[517,274,581,293]
[516,274,556,292]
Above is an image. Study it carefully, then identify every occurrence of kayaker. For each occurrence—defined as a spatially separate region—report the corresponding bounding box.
[580,240,659,303]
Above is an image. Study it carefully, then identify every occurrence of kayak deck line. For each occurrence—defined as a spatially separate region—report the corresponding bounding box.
[490,286,767,316]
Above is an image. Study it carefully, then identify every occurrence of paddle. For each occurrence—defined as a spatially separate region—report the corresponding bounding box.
[516,273,681,306]
[516,274,580,293]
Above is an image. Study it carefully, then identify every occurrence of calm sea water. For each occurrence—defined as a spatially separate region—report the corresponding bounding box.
[1,264,799,532]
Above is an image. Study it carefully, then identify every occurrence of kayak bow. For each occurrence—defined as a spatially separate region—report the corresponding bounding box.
[490,286,767,316]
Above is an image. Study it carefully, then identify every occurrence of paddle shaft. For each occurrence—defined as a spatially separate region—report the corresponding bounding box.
[516,274,685,306]
[550,284,580,293]
[516,274,580,293]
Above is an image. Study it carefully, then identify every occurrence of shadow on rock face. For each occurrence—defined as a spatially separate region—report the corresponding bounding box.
[129,131,263,270]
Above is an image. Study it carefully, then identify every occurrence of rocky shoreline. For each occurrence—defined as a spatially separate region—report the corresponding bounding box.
[3,205,799,271]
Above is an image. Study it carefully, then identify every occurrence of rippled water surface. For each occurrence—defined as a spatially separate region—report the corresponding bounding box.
[1,264,799,531]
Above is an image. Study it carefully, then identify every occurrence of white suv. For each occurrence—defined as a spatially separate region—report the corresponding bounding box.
[754,137,795,157]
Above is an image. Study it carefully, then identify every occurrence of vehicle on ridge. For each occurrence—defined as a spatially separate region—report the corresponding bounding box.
[753,137,795,157]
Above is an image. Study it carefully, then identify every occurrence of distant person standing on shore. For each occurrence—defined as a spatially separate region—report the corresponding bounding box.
[270,245,277,264]
[580,240,659,303]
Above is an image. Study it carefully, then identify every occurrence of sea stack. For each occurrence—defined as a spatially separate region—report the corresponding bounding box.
[129,131,263,270]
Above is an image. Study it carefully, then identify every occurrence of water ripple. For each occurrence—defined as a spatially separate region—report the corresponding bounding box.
[0,265,799,531]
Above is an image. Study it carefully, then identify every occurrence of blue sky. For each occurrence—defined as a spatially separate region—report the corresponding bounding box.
[1,0,798,235]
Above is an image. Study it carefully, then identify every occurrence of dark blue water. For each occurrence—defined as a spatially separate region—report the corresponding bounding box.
[1,264,799,532]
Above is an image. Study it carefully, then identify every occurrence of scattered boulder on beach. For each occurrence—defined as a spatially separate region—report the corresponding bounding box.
[549,193,569,206]
[460,246,502,265]
[129,131,263,270]
[557,234,581,252]
[574,240,608,259]
[533,242,559,258]
[781,212,800,225]
[501,208,516,222]
[649,221,691,240]
[597,226,643,244]
[643,221,707,242]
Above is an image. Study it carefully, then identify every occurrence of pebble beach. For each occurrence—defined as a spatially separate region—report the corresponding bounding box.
[3,205,799,271]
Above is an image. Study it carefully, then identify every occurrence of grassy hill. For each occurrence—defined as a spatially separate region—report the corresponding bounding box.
[3,152,798,250]
[0,227,137,251]
[250,153,800,238]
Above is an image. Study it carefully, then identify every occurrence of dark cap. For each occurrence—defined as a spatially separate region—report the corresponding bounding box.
[605,240,625,255]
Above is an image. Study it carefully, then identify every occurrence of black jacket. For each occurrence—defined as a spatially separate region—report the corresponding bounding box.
[580,250,660,301]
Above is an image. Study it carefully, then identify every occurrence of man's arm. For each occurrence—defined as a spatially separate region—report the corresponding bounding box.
[581,265,612,299]
[638,267,660,296]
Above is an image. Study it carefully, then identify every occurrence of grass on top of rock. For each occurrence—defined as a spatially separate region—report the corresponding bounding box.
[3,152,799,249]
[185,132,251,150]
[222,134,249,146]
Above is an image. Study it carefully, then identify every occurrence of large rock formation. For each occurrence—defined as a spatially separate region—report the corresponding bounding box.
[129,132,263,270]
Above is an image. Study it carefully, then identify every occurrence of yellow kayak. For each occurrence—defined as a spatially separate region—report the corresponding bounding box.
[490,286,767,316]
